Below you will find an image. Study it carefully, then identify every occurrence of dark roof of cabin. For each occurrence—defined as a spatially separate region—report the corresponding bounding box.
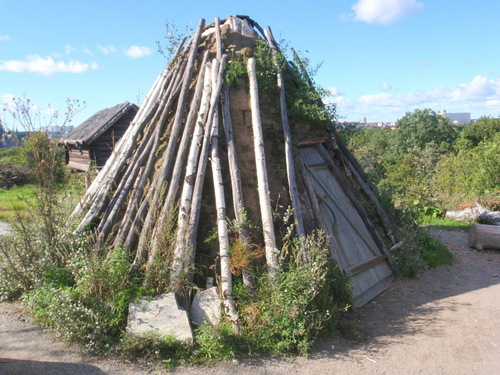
[60,102,138,146]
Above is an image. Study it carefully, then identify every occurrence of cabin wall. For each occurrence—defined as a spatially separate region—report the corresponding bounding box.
[93,109,136,168]
[66,146,92,171]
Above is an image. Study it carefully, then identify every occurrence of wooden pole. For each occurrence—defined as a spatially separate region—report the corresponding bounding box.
[96,52,188,245]
[152,62,212,282]
[72,68,168,223]
[134,19,205,268]
[264,28,307,262]
[221,81,254,290]
[210,104,240,330]
[181,56,227,288]
[146,51,210,270]
[73,67,166,215]
[247,57,279,279]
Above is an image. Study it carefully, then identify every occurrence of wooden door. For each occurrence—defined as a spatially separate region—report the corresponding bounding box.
[299,146,393,307]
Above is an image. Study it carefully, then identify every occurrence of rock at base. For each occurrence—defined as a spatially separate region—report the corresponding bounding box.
[127,293,193,342]
[190,287,221,326]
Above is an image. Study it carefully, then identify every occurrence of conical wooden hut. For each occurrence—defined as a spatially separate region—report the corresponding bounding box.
[73,16,399,318]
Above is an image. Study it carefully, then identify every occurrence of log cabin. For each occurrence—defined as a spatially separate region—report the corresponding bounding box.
[60,102,138,171]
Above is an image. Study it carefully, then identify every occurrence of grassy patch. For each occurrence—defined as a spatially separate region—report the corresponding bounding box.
[0,185,37,221]
[420,215,472,232]
[392,213,454,278]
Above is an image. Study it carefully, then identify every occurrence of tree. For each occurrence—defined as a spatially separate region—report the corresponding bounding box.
[392,109,458,154]
[458,116,500,149]
[2,96,85,246]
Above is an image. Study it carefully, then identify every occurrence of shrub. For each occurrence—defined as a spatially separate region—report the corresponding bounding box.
[24,245,140,353]
[195,230,352,359]
[392,212,453,278]
[0,161,34,188]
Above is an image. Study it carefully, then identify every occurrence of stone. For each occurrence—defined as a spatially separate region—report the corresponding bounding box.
[190,287,221,326]
[127,293,193,342]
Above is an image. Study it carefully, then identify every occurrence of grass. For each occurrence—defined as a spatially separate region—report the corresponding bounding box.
[420,215,472,232]
[0,184,37,221]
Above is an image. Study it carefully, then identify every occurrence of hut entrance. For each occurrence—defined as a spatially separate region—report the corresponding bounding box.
[299,146,393,307]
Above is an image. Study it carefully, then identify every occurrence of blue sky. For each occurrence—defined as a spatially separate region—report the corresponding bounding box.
[1,0,500,127]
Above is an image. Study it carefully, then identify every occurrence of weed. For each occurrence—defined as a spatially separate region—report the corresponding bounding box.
[392,212,453,277]
[113,331,190,367]
[224,45,247,87]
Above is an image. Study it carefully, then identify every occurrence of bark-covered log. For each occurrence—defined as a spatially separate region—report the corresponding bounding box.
[265,28,307,261]
[173,56,227,290]
[445,206,485,222]
[210,105,240,330]
[221,81,254,291]
[168,63,212,287]
[145,51,210,277]
[247,57,279,279]
[469,224,500,250]
[132,21,204,271]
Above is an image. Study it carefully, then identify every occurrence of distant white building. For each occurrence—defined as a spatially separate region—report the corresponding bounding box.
[438,110,471,125]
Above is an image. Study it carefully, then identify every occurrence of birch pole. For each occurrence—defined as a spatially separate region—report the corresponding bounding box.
[151,62,211,282]
[72,69,166,217]
[181,56,227,287]
[95,52,188,244]
[210,106,240,330]
[133,20,204,269]
[247,57,279,279]
[264,28,307,261]
[73,71,169,230]
[221,82,254,290]
[146,51,210,269]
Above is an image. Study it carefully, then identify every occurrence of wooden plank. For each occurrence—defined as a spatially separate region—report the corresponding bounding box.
[299,146,393,307]
[353,274,393,308]
[349,254,387,276]
[68,160,90,171]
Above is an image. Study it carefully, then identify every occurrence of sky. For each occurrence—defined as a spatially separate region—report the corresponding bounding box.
[1,0,500,128]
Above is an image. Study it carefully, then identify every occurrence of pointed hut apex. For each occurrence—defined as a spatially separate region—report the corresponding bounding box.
[74,16,398,313]
[202,16,256,37]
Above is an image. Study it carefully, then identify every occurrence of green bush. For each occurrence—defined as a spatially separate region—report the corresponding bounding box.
[0,161,34,188]
[24,246,140,353]
[195,230,352,359]
[392,212,453,278]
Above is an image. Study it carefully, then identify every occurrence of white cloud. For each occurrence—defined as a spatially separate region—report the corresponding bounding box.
[359,76,500,108]
[82,46,93,56]
[329,86,346,96]
[97,44,117,55]
[1,93,15,107]
[65,45,75,55]
[125,45,154,59]
[349,75,500,120]
[0,35,11,41]
[0,55,99,76]
[352,0,424,25]
[326,88,354,117]
[382,82,392,91]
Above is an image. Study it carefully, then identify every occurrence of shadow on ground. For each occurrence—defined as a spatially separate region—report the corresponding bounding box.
[311,229,500,359]
[0,358,106,375]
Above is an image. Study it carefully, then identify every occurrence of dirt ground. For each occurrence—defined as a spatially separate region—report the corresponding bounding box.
[0,229,499,375]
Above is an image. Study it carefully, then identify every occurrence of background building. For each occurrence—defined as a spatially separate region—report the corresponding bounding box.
[438,110,471,125]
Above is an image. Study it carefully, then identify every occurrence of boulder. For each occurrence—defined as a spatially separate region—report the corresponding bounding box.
[127,293,193,342]
[190,287,221,326]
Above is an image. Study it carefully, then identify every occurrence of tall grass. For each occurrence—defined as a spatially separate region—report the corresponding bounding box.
[0,184,37,221]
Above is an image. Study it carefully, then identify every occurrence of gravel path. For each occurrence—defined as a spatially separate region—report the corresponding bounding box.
[0,221,12,237]
[0,229,499,375]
